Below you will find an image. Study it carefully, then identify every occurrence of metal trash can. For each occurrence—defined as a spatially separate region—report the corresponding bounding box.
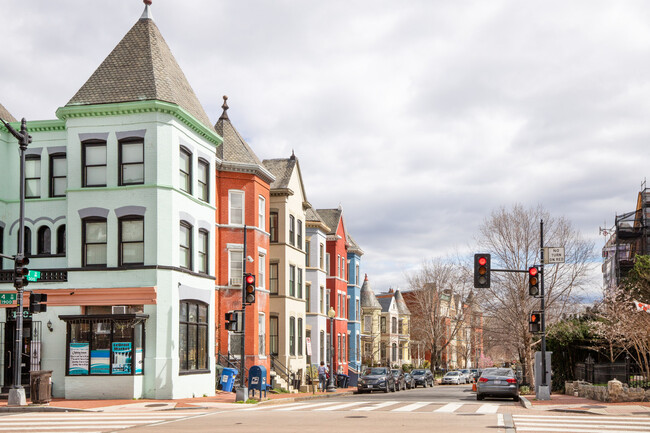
[220,367,238,392]
[29,370,53,404]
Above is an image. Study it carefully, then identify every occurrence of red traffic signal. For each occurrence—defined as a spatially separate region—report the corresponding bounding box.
[528,266,540,296]
[244,273,256,304]
[529,311,543,333]
[474,254,491,288]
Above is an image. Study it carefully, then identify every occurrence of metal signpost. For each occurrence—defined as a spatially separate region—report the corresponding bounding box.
[1,118,32,406]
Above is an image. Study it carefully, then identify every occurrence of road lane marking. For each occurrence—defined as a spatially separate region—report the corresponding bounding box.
[353,401,400,411]
[515,427,650,433]
[498,413,504,427]
[514,415,650,421]
[0,426,137,430]
[239,402,305,411]
[275,402,338,411]
[476,404,500,414]
[434,402,463,413]
[314,401,368,411]
[391,402,431,412]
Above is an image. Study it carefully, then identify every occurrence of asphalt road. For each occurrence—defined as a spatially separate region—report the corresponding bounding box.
[121,384,516,433]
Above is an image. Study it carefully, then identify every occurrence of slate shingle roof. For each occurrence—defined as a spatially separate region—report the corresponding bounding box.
[377,297,392,312]
[316,209,342,236]
[360,275,382,310]
[215,100,265,166]
[0,103,16,122]
[66,9,213,130]
[394,290,411,315]
[262,158,296,189]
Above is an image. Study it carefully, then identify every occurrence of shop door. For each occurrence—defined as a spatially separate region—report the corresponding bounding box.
[3,310,39,389]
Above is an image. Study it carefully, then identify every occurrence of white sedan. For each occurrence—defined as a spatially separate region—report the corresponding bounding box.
[441,371,466,385]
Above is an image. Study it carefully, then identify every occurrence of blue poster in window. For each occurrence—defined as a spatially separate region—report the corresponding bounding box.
[69,343,89,375]
[135,348,143,374]
[112,342,132,374]
[90,349,110,374]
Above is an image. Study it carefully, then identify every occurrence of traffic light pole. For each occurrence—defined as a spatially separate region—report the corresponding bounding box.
[236,224,248,402]
[538,219,549,400]
[2,118,31,407]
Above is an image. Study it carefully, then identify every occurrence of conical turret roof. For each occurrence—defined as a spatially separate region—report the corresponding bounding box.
[0,103,16,122]
[360,274,381,310]
[66,4,213,130]
[394,289,411,315]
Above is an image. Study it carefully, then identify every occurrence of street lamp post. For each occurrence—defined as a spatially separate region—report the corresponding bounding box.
[327,307,336,392]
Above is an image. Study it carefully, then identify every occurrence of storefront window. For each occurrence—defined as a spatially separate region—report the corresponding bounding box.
[63,312,147,376]
[179,300,209,373]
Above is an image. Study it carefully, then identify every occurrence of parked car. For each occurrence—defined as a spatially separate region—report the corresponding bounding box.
[441,370,465,385]
[411,369,435,387]
[476,368,519,401]
[391,369,407,391]
[459,369,472,383]
[358,367,396,393]
[404,372,415,389]
[470,369,480,381]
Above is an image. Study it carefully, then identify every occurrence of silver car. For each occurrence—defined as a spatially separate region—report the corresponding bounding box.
[476,368,519,401]
[441,371,465,385]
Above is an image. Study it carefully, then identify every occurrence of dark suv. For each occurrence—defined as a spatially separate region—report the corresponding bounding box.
[358,367,396,393]
[391,369,407,391]
[411,369,435,387]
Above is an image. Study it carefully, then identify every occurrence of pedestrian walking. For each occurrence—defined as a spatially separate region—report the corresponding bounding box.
[317,361,329,392]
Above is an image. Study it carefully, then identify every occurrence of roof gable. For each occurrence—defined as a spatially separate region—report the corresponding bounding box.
[0,103,16,122]
[66,11,213,131]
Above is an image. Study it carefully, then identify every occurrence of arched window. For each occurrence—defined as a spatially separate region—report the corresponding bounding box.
[18,227,31,256]
[37,226,51,255]
[56,225,66,255]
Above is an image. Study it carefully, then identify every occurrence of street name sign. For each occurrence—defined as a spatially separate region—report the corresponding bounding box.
[26,270,41,282]
[543,247,565,264]
[0,293,16,304]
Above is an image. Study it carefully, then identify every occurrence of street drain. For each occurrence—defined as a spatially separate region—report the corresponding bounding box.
[345,416,367,419]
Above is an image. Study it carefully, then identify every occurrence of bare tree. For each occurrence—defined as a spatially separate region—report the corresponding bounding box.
[406,258,472,370]
[476,204,594,386]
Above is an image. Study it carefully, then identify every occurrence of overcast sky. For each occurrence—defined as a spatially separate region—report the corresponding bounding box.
[2,0,648,298]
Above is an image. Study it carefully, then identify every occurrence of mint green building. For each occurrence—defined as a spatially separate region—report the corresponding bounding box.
[0,5,221,399]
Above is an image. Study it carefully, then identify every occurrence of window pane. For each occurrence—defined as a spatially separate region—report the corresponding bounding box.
[188,303,198,323]
[122,164,144,184]
[122,243,144,263]
[198,326,207,369]
[86,146,106,165]
[86,222,107,242]
[122,220,143,242]
[25,159,40,177]
[197,161,208,182]
[188,324,197,369]
[179,247,191,269]
[180,302,188,322]
[180,150,191,172]
[198,183,208,201]
[53,177,67,196]
[122,142,143,163]
[179,323,188,370]
[180,224,191,247]
[86,166,106,186]
[198,304,207,323]
[179,172,190,192]
[25,179,40,197]
[52,157,67,177]
[86,244,107,265]
[230,192,243,224]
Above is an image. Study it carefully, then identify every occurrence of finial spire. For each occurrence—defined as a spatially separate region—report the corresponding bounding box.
[290,149,296,160]
[364,274,368,281]
[141,0,154,20]
[219,95,229,120]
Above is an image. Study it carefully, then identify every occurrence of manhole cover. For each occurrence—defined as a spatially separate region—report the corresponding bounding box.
[145,403,168,407]
[345,416,367,419]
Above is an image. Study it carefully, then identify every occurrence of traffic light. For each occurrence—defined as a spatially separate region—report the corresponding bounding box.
[528,266,540,296]
[244,273,256,304]
[14,255,30,289]
[29,292,47,313]
[225,311,242,332]
[474,254,491,288]
[529,311,542,333]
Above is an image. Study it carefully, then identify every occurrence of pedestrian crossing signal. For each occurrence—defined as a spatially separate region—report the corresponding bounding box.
[529,311,542,334]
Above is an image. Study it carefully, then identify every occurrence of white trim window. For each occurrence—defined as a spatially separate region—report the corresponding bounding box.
[229,250,243,287]
[326,253,330,277]
[258,313,266,356]
[258,254,266,290]
[258,196,265,230]
[229,190,244,225]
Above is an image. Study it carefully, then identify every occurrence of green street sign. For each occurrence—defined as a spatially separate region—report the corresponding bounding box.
[0,293,17,305]
[26,270,41,282]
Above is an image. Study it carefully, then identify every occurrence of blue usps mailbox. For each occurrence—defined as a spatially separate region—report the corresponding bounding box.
[248,365,267,398]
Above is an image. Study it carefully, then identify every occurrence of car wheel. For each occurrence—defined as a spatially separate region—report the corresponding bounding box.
[384,385,389,393]
[392,383,397,392]
[513,395,520,402]
[477,393,484,401]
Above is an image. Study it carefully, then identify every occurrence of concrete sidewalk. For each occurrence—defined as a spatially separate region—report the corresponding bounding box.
[0,387,357,412]
[519,392,650,416]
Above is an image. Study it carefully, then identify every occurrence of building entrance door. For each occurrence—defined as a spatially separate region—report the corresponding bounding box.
[3,308,40,391]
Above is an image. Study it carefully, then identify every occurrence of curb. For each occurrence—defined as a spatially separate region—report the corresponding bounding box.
[256,391,355,406]
[0,405,87,413]
[519,395,532,409]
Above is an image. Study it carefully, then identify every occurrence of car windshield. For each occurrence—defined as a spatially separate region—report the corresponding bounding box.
[365,368,387,375]
[391,370,400,376]
[412,370,425,375]
[445,371,459,376]
[482,368,513,377]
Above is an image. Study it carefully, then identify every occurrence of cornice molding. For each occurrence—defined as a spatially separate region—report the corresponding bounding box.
[56,100,223,147]
[217,160,274,185]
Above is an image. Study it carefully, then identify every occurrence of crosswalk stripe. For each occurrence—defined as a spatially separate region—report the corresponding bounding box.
[434,402,463,413]
[0,426,137,431]
[353,401,400,411]
[516,419,650,426]
[391,402,431,412]
[239,402,306,411]
[514,415,650,422]
[5,415,190,421]
[314,401,368,411]
[275,402,338,411]
[476,404,499,414]
[516,428,649,433]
